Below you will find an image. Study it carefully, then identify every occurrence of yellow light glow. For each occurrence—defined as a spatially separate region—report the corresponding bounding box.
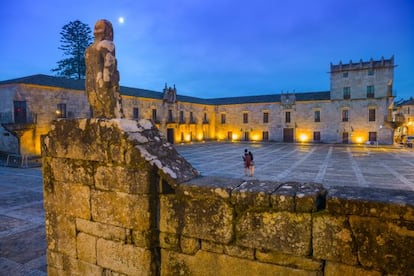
[197,133,203,141]
[251,134,260,141]
[184,134,191,142]
[232,133,239,141]
[299,134,308,142]
[356,137,363,144]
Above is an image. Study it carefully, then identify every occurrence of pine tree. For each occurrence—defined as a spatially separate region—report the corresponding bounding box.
[52,20,93,79]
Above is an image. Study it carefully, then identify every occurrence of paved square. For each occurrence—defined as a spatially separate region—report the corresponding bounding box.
[176,143,414,191]
[1,143,414,275]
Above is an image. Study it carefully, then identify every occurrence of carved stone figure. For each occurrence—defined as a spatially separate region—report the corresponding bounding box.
[85,19,124,118]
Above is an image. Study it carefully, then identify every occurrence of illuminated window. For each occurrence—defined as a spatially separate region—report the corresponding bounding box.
[57,103,67,118]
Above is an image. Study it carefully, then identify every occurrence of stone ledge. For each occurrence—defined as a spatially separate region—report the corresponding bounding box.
[326,186,414,221]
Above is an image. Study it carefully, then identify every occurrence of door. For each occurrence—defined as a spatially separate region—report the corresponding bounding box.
[167,128,174,144]
[283,128,294,142]
[14,101,27,123]
[342,132,349,144]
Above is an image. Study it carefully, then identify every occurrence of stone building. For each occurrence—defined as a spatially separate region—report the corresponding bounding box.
[0,56,397,156]
[394,97,414,141]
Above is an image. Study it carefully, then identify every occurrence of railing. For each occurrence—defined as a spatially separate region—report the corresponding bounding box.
[0,111,37,124]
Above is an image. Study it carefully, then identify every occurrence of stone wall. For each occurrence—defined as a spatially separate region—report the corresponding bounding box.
[42,119,414,275]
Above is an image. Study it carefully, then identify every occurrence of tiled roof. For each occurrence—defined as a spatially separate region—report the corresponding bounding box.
[0,74,331,104]
[396,97,414,106]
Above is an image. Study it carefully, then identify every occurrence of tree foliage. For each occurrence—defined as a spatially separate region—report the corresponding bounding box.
[52,20,93,79]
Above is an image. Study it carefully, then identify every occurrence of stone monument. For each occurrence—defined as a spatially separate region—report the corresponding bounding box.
[85,19,124,118]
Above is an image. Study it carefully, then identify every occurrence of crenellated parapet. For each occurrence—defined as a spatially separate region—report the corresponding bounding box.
[330,55,395,73]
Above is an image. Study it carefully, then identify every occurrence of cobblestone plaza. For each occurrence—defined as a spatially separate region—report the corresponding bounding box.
[0,143,413,274]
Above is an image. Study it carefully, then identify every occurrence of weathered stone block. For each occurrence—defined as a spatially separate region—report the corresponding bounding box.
[45,213,77,258]
[179,176,242,199]
[159,232,180,251]
[349,216,414,274]
[49,158,94,185]
[224,245,255,260]
[160,194,234,243]
[270,182,326,212]
[180,236,200,255]
[97,238,153,275]
[91,190,150,231]
[161,249,319,276]
[95,165,152,194]
[312,214,357,265]
[62,255,103,275]
[77,232,97,264]
[256,250,323,271]
[201,240,224,254]
[44,182,90,220]
[47,250,64,270]
[324,261,381,276]
[236,210,312,256]
[327,186,414,221]
[231,180,282,209]
[76,218,126,242]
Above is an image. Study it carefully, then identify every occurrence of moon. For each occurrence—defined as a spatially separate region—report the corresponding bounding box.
[118,17,125,24]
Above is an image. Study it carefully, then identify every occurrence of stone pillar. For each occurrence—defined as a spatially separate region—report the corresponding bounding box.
[42,118,198,275]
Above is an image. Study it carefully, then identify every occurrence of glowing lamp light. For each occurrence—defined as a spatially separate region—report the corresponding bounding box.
[184,134,191,142]
[299,134,308,142]
[356,137,363,144]
[232,133,239,141]
[251,134,260,141]
[197,133,203,141]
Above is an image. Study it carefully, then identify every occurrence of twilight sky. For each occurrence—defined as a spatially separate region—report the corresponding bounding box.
[1,0,413,99]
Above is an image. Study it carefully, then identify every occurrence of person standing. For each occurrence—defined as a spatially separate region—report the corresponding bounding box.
[248,150,254,177]
[243,149,251,176]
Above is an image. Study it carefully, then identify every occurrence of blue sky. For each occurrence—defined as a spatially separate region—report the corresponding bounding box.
[1,0,413,99]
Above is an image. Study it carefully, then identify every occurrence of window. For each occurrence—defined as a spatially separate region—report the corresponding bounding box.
[152,109,157,122]
[179,111,184,123]
[342,72,348,78]
[285,111,291,123]
[369,132,377,142]
[221,113,226,124]
[314,110,321,122]
[263,112,269,123]
[367,85,375,98]
[203,113,208,123]
[168,109,173,122]
[343,87,351,99]
[133,107,139,119]
[57,103,67,118]
[313,131,321,142]
[190,112,195,123]
[342,109,349,122]
[262,131,269,141]
[368,69,374,76]
[243,112,248,124]
[369,108,376,122]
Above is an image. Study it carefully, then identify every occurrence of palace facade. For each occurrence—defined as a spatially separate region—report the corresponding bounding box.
[0,56,400,156]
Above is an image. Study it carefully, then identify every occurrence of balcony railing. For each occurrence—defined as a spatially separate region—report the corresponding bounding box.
[0,111,37,124]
